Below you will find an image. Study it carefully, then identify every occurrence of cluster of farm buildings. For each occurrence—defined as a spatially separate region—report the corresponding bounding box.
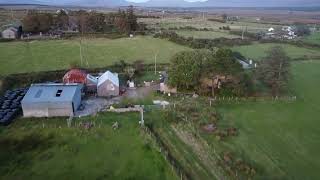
[13,69,174,119]
[265,26,297,40]
[21,69,120,118]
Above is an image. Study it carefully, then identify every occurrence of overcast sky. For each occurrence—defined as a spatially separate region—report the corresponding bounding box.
[2,0,320,7]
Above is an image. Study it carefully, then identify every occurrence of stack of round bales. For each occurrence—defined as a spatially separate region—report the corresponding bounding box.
[0,88,28,126]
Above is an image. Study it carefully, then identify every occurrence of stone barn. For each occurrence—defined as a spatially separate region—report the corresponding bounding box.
[21,83,82,117]
[1,27,17,39]
[97,71,119,97]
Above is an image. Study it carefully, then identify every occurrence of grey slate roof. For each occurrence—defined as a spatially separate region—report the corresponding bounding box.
[22,83,82,104]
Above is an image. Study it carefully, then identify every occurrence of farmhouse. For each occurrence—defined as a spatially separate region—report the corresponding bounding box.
[1,27,17,39]
[21,83,83,117]
[97,71,119,97]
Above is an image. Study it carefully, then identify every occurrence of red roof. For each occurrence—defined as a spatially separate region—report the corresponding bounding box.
[63,69,87,84]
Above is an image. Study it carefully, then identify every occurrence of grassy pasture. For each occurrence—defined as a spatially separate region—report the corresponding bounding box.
[214,61,320,179]
[303,32,320,45]
[0,36,190,75]
[139,17,280,33]
[176,30,241,39]
[232,42,320,60]
[144,61,320,179]
[0,113,177,180]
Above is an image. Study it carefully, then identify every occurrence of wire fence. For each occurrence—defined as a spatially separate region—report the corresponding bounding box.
[142,124,192,180]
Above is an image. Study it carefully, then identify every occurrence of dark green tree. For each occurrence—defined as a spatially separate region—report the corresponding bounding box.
[294,24,311,36]
[22,12,53,32]
[168,50,207,89]
[256,46,290,96]
[126,5,138,33]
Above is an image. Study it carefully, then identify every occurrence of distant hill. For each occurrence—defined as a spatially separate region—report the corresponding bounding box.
[63,0,130,7]
[0,0,43,4]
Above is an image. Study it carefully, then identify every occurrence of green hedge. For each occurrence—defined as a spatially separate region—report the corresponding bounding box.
[154,31,252,49]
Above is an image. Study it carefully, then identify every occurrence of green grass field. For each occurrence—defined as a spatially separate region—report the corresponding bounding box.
[0,36,190,75]
[139,17,279,33]
[232,43,320,60]
[215,61,320,179]
[144,60,320,179]
[176,30,241,39]
[303,32,320,45]
[0,113,177,180]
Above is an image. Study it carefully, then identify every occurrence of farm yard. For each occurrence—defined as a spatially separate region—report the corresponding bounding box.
[0,36,190,75]
[0,113,177,180]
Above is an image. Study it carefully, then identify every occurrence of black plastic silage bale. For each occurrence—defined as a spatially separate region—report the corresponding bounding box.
[0,117,11,126]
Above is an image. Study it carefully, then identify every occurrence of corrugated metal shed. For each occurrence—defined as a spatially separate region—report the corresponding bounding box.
[21,83,83,117]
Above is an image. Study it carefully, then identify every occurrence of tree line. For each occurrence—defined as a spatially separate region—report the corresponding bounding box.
[168,49,252,96]
[168,46,290,97]
[22,6,142,34]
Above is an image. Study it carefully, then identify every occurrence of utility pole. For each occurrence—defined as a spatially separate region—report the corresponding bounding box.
[10,8,14,21]
[154,51,158,75]
[241,26,247,40]
[140,108,144,126]
[79,39,83,66]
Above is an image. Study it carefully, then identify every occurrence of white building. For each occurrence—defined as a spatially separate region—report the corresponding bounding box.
[1,27,17,39]
[97,71,119,97]
[268,27,275,32]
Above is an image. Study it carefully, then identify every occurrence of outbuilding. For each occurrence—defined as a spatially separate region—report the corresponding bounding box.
[21,83,83,117]
[97,71,119,97]
[63,69,98,93]
[1,27,17,39]
[63,69,87,84]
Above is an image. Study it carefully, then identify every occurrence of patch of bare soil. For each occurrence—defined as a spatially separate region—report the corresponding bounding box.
[123,84,159,99]
[171,124,227,180]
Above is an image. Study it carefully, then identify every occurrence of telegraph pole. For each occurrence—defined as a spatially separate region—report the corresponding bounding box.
[154,51,158,75]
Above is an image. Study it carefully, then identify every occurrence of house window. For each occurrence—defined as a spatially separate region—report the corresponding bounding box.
[56,89,63,97]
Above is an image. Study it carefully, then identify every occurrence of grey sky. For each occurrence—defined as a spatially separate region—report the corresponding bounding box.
[1,0,319,7]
